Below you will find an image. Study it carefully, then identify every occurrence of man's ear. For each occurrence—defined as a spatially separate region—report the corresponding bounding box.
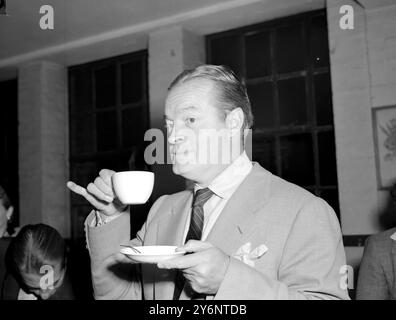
[225,107,244,133]
[6,206,14,221]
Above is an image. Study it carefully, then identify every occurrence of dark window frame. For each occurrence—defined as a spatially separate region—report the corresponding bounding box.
[68,50,149,240]
[206,10,340,217]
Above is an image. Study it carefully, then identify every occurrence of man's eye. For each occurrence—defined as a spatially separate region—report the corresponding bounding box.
[186,117,196,125]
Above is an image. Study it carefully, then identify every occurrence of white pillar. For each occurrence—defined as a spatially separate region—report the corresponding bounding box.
[18,61,70,238]
[327,0,378,235]
[148,26,205,198]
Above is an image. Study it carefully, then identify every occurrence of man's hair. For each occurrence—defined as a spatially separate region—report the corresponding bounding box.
[6,224,67,285]
[168,65,254,130]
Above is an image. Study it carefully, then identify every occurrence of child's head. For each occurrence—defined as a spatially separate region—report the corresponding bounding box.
[7,224,67,300]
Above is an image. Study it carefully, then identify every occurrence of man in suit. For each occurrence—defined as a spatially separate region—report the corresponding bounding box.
[356,227,396,300]
[356,185,396,300]
[67,65,349,300]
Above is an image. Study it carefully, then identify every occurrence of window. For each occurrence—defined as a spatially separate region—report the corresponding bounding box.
[207,10,340,217]
[69,51,149,240]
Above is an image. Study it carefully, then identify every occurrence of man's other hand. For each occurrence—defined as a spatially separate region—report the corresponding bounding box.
[157,240,230,295]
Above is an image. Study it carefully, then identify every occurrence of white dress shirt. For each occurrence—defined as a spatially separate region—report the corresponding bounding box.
[182,151,253,242]
[17,288,38,300]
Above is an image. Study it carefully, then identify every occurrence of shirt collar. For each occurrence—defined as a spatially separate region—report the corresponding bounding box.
[194,151,253,199]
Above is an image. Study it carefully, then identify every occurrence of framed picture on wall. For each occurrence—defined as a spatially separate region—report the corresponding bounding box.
[372,105,396,189]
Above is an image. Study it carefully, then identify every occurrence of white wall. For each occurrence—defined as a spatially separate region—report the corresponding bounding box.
[327,0,396,236]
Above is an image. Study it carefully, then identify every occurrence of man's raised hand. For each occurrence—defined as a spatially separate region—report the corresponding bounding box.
[66,169,126,216]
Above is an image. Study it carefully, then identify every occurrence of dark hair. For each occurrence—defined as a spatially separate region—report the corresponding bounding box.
[168,65,254,130]
[6,224,66,284]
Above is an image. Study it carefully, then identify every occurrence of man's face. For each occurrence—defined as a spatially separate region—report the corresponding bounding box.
[0,202,8,231]
[165,78,229,184]
[0,200,12,236]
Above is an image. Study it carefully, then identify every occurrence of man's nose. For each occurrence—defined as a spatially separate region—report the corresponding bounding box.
[167,127,185,145]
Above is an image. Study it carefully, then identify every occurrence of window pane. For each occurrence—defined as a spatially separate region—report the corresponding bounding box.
[252,136,276,174]
[310,15,330,68]
[320,189,340,217]
[209,34,243,78]
[315,73,333,126]
[70,162,98,205]
[278,77,307,126]
[119,155,133,172]
[71,69,92,112]
[71,205,93,239]
[318,131,337,185]
[121,61,143,104]
[247,81,274,128]
[95,65,116,109]
[305,187,317,196]
[70,114,94,154]
[96,111,117,151]
[97,155,123,172]
[275,23,305,73]
[69,52,148,241]
[122,108,143,148]
[119,147,148,171]
[245,31,271,78]
[280,133,315,186]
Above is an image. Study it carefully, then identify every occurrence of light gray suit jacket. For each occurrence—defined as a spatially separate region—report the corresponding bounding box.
[85,163,350,300]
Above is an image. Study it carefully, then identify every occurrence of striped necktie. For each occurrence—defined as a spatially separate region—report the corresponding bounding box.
[173,187,214,300]
[185,188,214,242]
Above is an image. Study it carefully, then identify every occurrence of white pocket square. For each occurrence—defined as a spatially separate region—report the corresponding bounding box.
[233,242,268,267]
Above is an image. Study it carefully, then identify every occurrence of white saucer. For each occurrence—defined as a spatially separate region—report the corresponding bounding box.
[120,245,185,264]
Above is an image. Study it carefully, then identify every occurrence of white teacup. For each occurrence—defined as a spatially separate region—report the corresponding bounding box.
[112,171,154,205]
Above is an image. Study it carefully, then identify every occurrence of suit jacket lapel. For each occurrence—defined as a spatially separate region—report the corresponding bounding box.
[156,191,193,246]
[205,163,272,255]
